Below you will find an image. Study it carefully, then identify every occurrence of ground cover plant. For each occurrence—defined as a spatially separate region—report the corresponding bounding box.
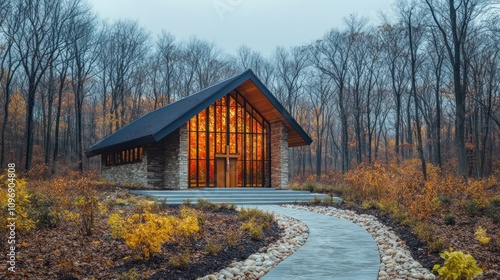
[294,159,499,279]
[0,173,280,279]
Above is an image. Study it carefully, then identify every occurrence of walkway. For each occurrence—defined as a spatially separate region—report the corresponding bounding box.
[252,205,380,280]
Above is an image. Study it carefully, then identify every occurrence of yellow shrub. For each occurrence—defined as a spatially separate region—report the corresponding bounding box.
[241,217,264,240]
[62,210,80,226]
[0,176,34,233]
[433,248,483,280]
[474,226,491,245]
[122,212,176,259]
[177,207,202,237]
[107,210,201,259]
[107,211,125,238]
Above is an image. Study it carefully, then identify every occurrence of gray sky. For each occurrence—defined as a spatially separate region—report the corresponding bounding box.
[88,0,395,56]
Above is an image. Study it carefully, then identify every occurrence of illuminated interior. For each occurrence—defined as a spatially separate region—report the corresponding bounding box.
[188,91,271,187]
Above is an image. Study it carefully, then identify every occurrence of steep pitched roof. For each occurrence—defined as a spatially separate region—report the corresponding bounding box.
[85,69,312,157]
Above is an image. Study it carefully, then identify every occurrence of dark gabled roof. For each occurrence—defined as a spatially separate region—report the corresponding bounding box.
[85,69,312,157]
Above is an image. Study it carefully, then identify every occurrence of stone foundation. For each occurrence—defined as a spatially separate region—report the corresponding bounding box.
[102,154,147,187]
[271,121,289,189]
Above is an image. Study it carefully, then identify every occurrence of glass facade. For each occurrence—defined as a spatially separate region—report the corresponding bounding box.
[188,91,271,187]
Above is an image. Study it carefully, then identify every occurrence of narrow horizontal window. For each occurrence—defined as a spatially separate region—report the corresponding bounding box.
[103,147,143,166]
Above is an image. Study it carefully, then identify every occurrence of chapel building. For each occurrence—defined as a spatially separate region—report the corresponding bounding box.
[85,70,312,189]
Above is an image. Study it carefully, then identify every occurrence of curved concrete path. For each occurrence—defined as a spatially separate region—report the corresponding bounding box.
[249,205,380,280]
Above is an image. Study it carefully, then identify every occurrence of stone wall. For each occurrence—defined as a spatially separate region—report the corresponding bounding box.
[101,154,148,187]
[101,124,188,190]
[270,121,289,189]
[162,124,188,190]
[146,139,167,189]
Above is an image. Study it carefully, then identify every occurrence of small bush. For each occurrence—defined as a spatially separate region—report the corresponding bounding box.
[107,211,176,259]
[204,240,224,255]
[463,200,483,217]
[474,226,490,245]
[413,222,444,252]
[485,198,500,224]
[361,200,378,210]
[321,195,336,206]
[330,183,348,196]
[241,217,264,240]
[238,207,273,240]
[433,248,483,280]
[444,214,456,225]
[194,199,235,211]
[226,231,241,247]
[182,199,193,207]
[302,181,320,192]
[107,209,200,259]
[378,201,408,223]
[196,198,217,211]
[439,195,452,205]
[0,176,34,235]
[73,194,97,236]
[428,237,445,253]
[218,202,237,210]
[135,198,160,214]
[308,196,322,205]
[29,191,60,229]
[170,250,191,269]
[238,207,274,229]
[117,268,142,280]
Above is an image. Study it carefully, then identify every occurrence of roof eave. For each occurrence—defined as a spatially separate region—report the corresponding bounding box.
[247,76,313,146]
[152,70,256,141]
[85,135,156,158]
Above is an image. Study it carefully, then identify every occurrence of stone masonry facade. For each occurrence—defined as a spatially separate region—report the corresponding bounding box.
[270,121,289,189]
[101,154,148,187]
[102,124,188,189]
[161,124,188,190]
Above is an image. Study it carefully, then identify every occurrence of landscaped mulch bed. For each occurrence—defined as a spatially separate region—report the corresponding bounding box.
[338,204,499,279]
[0,189,281,280]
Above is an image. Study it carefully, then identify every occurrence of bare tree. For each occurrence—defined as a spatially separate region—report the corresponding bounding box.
[12,0,81,171]
[236,45,275,85]
[399,0,428,179]
[273,45,309,180]
[150,31,177,109]
[346,16,370,164]
[423,0,493,177]
[307,70,334,176]
[379,19,409,160]
[0,3,21,167]
[68,3,98,172]
[105,20,149,132]
[312,28,354,173]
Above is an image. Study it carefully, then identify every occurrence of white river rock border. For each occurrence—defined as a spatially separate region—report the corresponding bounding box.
[283,205,436,280]
[199,213,309,280]
[200,205,437,280]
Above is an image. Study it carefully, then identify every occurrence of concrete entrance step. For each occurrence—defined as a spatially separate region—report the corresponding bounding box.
[130,188,337,205]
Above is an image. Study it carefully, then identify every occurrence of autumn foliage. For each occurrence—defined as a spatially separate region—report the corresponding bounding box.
[107,207,201,259]
[343,159,496,222]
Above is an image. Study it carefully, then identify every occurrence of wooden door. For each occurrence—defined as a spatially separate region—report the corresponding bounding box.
[215,158,226,188]
[215,158,238,188]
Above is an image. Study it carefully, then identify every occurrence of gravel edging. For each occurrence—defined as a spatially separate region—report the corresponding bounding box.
[283,205,436,280]
[198,213,309,280]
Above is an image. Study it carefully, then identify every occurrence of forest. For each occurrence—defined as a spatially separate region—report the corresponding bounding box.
[0,0,499,180]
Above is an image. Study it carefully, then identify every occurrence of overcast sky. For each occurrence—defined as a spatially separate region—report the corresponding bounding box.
[87,0,395,57]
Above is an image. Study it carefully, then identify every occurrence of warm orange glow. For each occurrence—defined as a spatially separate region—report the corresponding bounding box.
[188,92,270,187]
